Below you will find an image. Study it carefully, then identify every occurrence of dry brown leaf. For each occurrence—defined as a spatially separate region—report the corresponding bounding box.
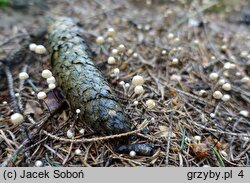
[155,126,176,138]
[190,143,210,159]
[57,110,69,123]
[24,101,43,118]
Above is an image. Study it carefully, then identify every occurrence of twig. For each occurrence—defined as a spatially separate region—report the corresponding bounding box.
[235,145,250,160]
[42,120,149,143]
[17,65,36,124]
[184,102,250,137]
[43,144,64,161]
[4,65,19,113]
[0,112,54,167]
[1,139,29,167]
[165,113,173,166]
[17,65,28,112]
[169,0,219,32]
[63,142,73,165]
[0,33,29,47]
[147,69,214,106]
[187,119,250,138]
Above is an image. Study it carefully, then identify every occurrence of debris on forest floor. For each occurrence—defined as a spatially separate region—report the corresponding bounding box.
[0,0,249,167]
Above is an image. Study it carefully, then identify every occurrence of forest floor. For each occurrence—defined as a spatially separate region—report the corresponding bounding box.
[0,0,250,167]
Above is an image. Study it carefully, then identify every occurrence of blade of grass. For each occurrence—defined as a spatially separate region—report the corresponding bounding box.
[212,147,225,167]
[180,128,186,150]
[45,153,60,167]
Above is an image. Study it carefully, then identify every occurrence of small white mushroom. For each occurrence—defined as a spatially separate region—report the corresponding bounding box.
[134,85,144,94]
[46,76,56,84]
[221,45,227,50]
[203,165,211,167]
[129,151,136,157]
[119,81,125,86]
[209,72,219,81]
[10,113,24,125]
[222,83,231,91]
[223,62,232,70]
[37,92,47,100]
[107,56,116,64]
[113,68,120,75]
[240,51,248,57]
[240,110,249,117]
[220,150,227,157]
[132,75,144,86]
[48,83,56,90]
[213,91,223,99]
[170,74,181,82]
[193,39,199,44]
[133,101,139,105]
[75,149,82,155]
[193,136,201,143]
[117,44,126,53]
[42,69,52,78]
[198,90,206,96]
[172,58,179,65]
[112,49,118,55]
[107,28,116,37]
[35,45,46,54]
[29,43,37,51]
[218,79,226,85]
[19,72,29,80]
[210,113,215,118]
[96,36,104,45]
[79,129,85,134]
[167,33,174,39]
[132,52,138,58]
[241,76,250,83]
[127,49,133,56]
[146,99,156,109]
[161,50,167,55]
[35,160,43,167]
[67,129,75,138]
[222,94,231,102]
[125,83,130,88]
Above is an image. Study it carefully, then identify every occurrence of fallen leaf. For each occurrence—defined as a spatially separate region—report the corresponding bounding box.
[155,126,176,138]
[190,143,210,159]
[57,110,68,123]
[24,101,43,119]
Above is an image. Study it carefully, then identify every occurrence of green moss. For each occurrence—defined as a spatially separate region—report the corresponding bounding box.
[0,0,8,7]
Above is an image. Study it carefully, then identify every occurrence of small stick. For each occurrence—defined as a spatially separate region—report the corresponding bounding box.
[17,65,36,124]
[63,143,73,165]
[43,144,64,161]
[0,112,55,167]
[17,65,28,111]
[1,139,29,167]
[42,120,149,143]
[0,33,29,47]
[4,65,19,113]
[235,145,250,160]
[165,113,173,166]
